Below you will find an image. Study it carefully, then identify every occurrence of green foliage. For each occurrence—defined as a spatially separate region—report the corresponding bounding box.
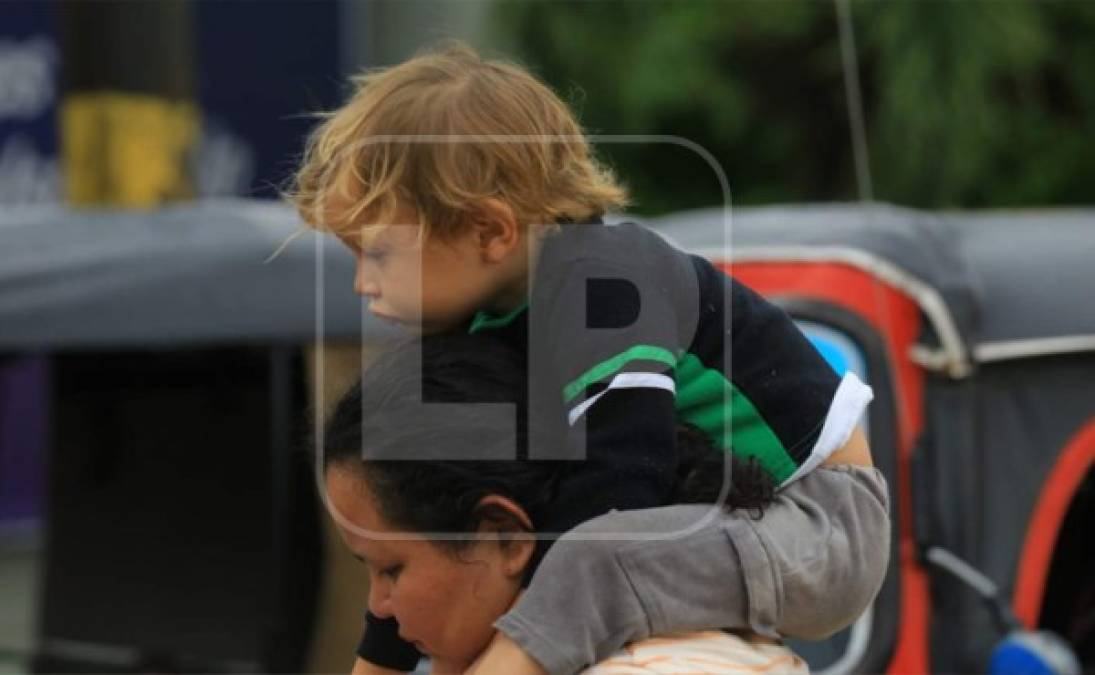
[491,0,1095,212]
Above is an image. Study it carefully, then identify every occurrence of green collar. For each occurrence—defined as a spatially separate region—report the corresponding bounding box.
[468,301,529,334]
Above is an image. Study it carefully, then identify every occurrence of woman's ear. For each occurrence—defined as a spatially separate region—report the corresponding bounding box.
[475,494,535,578]
[470,199,520,263]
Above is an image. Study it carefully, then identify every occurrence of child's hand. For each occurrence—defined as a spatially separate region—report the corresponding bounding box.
[822,426,874,467]
[463,631,547,675]
[352,656,410,675]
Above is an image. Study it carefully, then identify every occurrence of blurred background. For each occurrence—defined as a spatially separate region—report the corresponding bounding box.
[1,1,1093,674]
[6,0,1095,211]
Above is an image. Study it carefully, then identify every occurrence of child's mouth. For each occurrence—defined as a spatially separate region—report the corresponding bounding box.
[371,311,406,326]
[372,313,428,335]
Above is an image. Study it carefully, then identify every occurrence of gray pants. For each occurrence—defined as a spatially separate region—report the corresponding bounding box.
[494,465,892,674]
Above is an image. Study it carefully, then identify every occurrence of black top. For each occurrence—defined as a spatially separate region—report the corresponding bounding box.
[358,220,866,670]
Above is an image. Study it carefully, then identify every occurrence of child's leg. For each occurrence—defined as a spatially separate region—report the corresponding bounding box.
[493,465,890,675]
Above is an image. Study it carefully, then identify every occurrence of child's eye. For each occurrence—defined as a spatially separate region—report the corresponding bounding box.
[379,564,402,580]
[363,249,388,263]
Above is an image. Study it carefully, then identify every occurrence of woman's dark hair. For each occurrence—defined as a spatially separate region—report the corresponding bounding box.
[672,424,774,513]
[322,333,774,545]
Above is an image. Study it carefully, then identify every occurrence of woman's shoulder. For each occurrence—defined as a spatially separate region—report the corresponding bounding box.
[581,630,808,674]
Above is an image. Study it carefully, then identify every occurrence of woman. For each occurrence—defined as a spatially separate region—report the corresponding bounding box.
[321,334,807,674]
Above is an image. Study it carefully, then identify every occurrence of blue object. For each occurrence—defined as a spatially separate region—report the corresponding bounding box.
[796,320,867,381]
[989,631,1080,675]
[797,320,869,437]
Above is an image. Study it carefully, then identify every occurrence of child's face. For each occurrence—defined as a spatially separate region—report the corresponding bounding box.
[339,221,505,335]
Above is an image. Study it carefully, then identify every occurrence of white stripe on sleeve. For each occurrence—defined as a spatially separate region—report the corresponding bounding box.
[567,372,676,426]
[782,371,874,487]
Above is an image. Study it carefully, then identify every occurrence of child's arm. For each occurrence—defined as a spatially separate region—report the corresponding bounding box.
[464,630,547,675]
[824,425,873,467]
[485,457,890,674]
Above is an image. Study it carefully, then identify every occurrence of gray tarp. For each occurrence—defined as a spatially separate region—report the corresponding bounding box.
[649,203,1095,348]
[946,210,1095,345]
[2,199,1093,354]
[0,199,396,349]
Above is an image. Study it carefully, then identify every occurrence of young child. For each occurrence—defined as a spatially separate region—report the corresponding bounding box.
[290,42,890,675]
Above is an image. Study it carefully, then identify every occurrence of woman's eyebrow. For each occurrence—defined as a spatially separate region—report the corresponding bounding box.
[352,552,387,570]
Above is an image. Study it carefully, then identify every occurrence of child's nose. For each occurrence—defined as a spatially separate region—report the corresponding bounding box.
[354,261,380,298]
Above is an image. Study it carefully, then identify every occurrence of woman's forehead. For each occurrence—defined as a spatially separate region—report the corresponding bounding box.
[326,466,392,533]
[326,467,434,554]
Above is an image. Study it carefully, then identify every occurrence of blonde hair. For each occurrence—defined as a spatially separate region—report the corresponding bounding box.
[288,41,628,239]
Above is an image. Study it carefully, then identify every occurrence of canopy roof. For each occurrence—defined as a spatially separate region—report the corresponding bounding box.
[649,204,1095,374]
[3,200,1093,367]
[0,199,393,349]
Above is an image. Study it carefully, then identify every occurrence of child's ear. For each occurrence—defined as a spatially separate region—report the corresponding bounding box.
[471,199,520,263]
[475,494,535,578]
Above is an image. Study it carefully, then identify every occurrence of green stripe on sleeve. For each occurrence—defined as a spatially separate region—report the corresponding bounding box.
[562,345,678,403]
[674,352,798,484]
[719,392,798,484]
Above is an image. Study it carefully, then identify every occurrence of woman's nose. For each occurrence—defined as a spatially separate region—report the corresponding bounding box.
[367,578,394,618]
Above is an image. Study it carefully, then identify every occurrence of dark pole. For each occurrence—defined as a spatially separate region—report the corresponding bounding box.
[58,0,197,207]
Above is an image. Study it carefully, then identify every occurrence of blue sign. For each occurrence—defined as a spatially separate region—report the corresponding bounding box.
[193,1,342,198]
[0,0,60,204]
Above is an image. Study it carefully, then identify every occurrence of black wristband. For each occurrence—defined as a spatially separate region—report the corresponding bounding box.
[356,612,421,671]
